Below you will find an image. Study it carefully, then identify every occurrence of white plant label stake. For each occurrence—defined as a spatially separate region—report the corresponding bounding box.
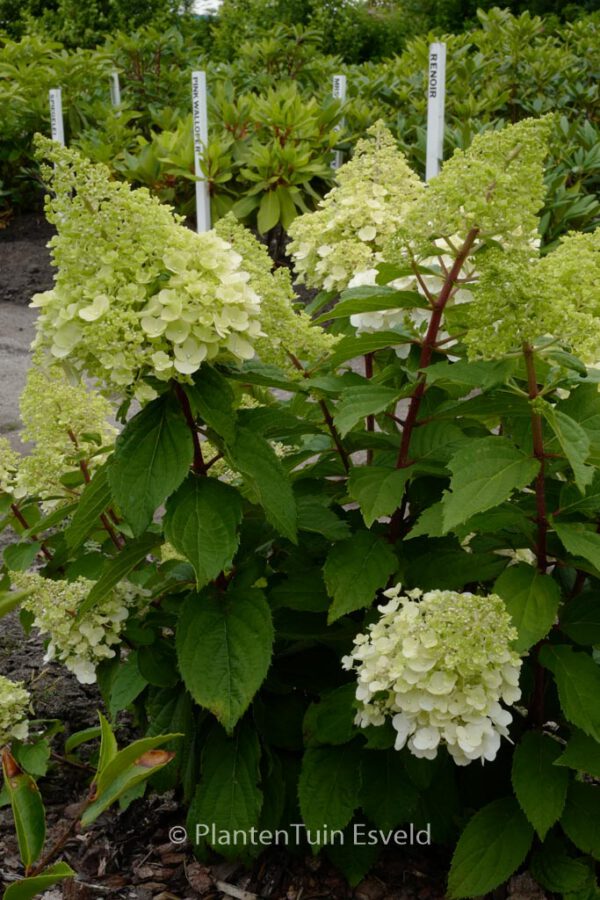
[110,71,121,107]
[49,88,65,145]
[331,74,347,170]
[425,42,446,181]
[191,70,211,233]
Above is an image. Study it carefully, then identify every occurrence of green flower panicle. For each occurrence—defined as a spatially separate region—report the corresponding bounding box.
[0,675,30,747]
[14,364,117,504]
[0,437,20,497]
[464,227,600,360]
[395,115,553,257]
[288,121,424,293]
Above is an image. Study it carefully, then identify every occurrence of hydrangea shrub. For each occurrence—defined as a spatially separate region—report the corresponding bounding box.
[2,122,600,898]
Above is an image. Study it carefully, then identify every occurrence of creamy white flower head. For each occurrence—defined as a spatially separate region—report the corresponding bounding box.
[288,122,424,294]
[12,572,150,685]
[344,585,522,766]
[0,675,30,746]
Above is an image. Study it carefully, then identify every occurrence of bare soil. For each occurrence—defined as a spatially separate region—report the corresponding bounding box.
[0,212,55,306]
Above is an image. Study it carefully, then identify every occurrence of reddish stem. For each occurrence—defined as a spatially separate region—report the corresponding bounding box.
[10,504,53,562]
[68,430,124,550]
[388,228,479,542]
[523,342,549,728]
[395,227,480,471]
[365,352,374,465]
[523,344,548,572]
[173,383,206,476]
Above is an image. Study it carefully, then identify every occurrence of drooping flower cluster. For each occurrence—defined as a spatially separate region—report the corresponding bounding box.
[0,675,30,746]
[214,214,337,374]
[0,437,20,497]
[288,122,424,293]
[13,364,117,503]
[342,585,522,766]
[32,139,263,398]
[465,227,600,361]
[12,572,150,684]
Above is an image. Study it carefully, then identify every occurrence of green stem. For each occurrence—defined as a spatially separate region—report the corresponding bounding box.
[288,352,350,473]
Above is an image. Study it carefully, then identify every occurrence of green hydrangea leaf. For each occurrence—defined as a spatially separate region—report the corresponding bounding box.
[323,530,397,622]
[1,752,46,868]
[187,721,263,859]
[108,394,193,536]
[560,782,600,860]
[64,463,113,551]
[542,406,593,493]
[2,862,75,900]
[555,730,600,779]
[554,521,600,572]
[227,426,297,542]
[447,797,533,899]
[530,834,591,894]
[441,437,539,531]
[176,588,274,733]
[360,750,419,831]
[78,532,162,618]
[298,745,362,846]
[296,495,351,540]
[539,645,600,742]
[494,564,560,652]
[558,384,600,467]
[347,466,411,527]
[560,591,600,646]
[303,684,357,747]
[314,287,424,324]
[187,366,237,443]
[333,385,405,437]
[326,332,414,368]
[511,732,569,839]
[2,542,42,572]
[164,475,243,590]
[425,358,516,394]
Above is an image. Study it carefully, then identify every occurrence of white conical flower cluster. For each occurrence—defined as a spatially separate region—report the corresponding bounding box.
[0,675,30,746]
[342,585,522,766]
[32,139,263,399]
[288,121,424,294]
